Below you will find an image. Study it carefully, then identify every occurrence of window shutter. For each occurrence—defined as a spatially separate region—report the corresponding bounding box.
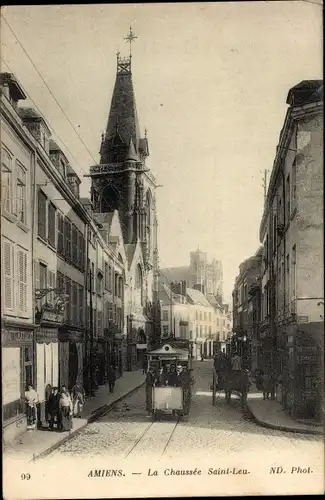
[17,248,28,314]
[3,240,14,311]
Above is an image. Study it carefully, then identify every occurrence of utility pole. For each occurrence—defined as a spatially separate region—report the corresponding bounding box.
[89,265,94,395]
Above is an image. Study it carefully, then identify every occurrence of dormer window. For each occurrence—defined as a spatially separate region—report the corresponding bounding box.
[60,159,66,178]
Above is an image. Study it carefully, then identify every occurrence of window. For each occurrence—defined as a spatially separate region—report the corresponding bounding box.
[292,245,296,300]
[48,203,56,248]
[96,273,103,296]
[2,147,13,214]
[24,346,33,388]
[64,219,72,260]
[17,248,28,315]
[72,225,78,264]
[39,262,47,307]
[199,311,202,321]
[114,273,118,296]
[204,312,207,321]
[16,163,27,224]
[286,174,291,220]
[91,263,95,291]
[104,262,109,290]
[209,312,211,322]
[108,265,112,291]
[65,278,71,324]
[196,326,198,336]
[71,282,78,326]
[38,190,47,239]
[78,285,84,327]
[78,231,85,270]
[163,325,169,337]
[163,310,168,321]
[3,239,15,311]
[195,310,198,320]
[47,269,56,307]
[292,160,297,210]
[57,213,64,254]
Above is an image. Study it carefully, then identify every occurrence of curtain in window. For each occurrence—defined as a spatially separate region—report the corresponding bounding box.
[36,343,45,401]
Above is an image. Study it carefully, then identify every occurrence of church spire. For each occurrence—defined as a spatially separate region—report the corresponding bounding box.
[100,27,143,164]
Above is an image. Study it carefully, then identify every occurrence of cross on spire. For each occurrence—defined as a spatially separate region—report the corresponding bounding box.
[124,26,137,57]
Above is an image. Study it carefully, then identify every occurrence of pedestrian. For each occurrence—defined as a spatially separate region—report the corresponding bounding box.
[48,387,60,430]
[231,352,243,372]
[146,366,155,411]
[107,365,116,393]
[58,386,73,431]
[25,384,39,430]
[71,382,85,418]
[142,358,147,375]
[262,371,272,400]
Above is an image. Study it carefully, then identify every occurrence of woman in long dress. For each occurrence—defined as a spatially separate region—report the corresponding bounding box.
[25,385,39,430]
[71,383,85,418]
[59,386,73,431]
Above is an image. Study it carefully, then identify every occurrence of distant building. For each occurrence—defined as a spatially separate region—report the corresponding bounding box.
[259,80,323,421]
[159,281,230,360]
[232,248,263,368]
[160,248,223,301]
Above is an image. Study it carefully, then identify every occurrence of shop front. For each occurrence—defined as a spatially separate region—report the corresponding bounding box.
[283,322,323,422]
[2,323,34,443]
[58,327,84,391]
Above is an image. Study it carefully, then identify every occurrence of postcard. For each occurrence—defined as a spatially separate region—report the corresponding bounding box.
[1,2,324,498]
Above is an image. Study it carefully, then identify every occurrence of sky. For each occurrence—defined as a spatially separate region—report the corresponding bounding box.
[1,2,322,303]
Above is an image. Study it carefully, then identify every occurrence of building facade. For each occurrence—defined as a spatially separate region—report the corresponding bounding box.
[232,248,263,369]
[1,74,35,442]
[159,281,230,359]
[259,80,323,421]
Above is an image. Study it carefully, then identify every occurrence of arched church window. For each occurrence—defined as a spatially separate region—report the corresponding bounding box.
[100,184,120,213]
[136,264,142,289]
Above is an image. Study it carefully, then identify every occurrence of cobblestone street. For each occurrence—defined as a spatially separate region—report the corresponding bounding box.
[47,361,323,462]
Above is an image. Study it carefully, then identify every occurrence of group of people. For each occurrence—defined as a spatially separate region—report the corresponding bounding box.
[145,363,194,413]
[254,368,276,400]
[146,363,193,388]
[24,383,86,433]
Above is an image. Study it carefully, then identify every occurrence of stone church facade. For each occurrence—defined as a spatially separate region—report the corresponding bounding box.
[88,51,161,368]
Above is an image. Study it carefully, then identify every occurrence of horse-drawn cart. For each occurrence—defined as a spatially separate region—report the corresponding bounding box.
[212,355,250,406]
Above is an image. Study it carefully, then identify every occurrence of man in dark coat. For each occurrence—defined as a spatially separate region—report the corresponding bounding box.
[48,387,60,431]
[107,365,116,393]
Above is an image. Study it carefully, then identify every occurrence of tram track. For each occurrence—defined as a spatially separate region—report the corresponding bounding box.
[124,417,180,459]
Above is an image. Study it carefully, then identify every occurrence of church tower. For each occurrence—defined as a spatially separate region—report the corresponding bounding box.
[88,28,160,346]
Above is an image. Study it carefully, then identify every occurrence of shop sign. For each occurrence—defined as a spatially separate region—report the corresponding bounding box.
[41,307,64,325]
[36,328,58,344]
[2,328,33,344]
[136,343,147,349]
[296,346,317,364]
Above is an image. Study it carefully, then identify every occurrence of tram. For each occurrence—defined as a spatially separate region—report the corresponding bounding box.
[145,340,193,420]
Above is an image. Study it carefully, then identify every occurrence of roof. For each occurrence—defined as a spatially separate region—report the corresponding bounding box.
[18,107,42,119]
[0,72,26,101]
[100,62,141,163]
[186,288,211,307]
[159,266,190,285]
[125,243,137,268]
[158,283,183,305]
[286,80,323,106]
[206,294,223,309]
[49,139,61,151]
[148,344,189,358]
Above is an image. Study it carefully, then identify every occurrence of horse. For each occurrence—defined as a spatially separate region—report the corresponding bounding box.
[214,368,250,407]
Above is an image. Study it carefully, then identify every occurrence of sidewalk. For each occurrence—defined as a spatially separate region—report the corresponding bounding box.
[246,388,323,436]
[3,370,145,462]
